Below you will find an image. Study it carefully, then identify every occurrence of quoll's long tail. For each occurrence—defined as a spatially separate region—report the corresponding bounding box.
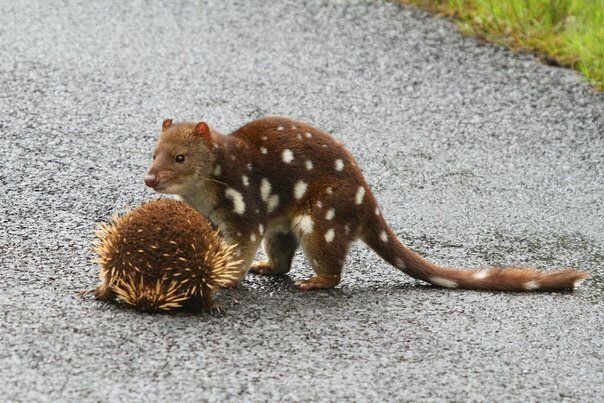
[361,214,588,292]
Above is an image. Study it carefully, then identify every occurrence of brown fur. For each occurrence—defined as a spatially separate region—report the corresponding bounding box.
[145,117,588,292]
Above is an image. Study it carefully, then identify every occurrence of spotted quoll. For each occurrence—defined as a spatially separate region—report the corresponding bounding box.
[144,116,588,291]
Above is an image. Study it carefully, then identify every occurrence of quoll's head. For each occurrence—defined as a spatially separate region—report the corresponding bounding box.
[145,119,216,195]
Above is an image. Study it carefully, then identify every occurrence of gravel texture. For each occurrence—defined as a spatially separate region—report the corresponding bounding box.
[1,0,603,401]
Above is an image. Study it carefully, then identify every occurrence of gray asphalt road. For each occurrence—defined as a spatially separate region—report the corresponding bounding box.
[1,0,603,401]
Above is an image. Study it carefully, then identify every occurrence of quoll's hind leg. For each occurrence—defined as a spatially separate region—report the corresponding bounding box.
[250,231,299,275]
[295,226,353,290]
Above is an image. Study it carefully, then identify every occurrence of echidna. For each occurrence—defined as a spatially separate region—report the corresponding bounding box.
[89,199,242,313]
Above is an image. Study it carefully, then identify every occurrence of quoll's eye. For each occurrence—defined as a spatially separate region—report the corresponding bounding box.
[175,155,185,163]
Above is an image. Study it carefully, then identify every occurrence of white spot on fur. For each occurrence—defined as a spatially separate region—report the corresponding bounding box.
[524,280,540,290]
[250,233,256,242]
[267,195,279,213]
[260,178,271,202]
[305,132,312,138]
[293,215,314,234]
[335,159,344,171]
[380,231,388,242]
[260,147,268,154]
[322,144,328,148]
[344,223,351,233]
[316,201,323,208]
[297,133,302,140]
[324,229,335,243]
[430,277,458,289]
[237,232,242,237]
[574,278,586,288]
[258,224,264,236]
[213,165,221,176]
[473,270,489,280]
[325,208,335,220]
[291,125,297,130]
[326,187,333,195]
[261,136,267,141]
[282,149,294,163]
[375,207,380,216]
[395,258,406,270]
[355,186,365,204]
[294,181,308,199]
[225,188,245,215]
[305,160,313,170]
[242,175,249,187]
[277,126,284,131]
[247,163,253,171]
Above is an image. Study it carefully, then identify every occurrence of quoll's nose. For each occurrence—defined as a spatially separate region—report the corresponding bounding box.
[144,175,160,188]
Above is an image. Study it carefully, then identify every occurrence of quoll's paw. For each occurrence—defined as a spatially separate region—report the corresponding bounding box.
[249,261,278,275]
[295,275,340,290]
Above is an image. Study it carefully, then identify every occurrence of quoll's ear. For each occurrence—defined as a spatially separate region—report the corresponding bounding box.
[193,121,213,145]
[162,119,173,130]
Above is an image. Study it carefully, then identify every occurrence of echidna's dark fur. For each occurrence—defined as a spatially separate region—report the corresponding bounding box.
[91,199,242,312]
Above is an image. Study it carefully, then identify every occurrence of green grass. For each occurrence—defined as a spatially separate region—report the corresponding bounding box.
[401,0,604,90]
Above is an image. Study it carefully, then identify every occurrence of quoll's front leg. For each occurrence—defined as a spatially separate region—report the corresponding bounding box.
[250,230,299,275]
